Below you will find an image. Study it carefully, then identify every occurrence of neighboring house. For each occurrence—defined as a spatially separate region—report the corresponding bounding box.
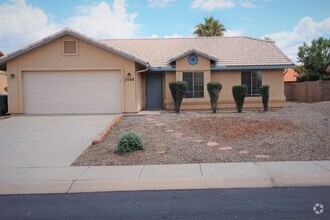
[327,65,330,73]
[0,50,7,94]
[0,28,294,114]
[284,68,298,82]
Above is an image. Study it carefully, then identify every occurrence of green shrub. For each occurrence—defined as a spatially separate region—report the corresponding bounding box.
[207,82,222,113]
[117,132,143,153]
[260,85,269,111]
[169,81,188,113]
[232,85,247,113]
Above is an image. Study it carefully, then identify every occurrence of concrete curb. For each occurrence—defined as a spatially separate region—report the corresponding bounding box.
[0,161,329,195]
[92,114,123,145]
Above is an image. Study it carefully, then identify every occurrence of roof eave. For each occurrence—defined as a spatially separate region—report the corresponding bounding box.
[211,64,295,70]
[149,64,295,72]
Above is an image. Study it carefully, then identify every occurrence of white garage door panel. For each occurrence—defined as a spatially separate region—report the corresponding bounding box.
[23,71,122,114]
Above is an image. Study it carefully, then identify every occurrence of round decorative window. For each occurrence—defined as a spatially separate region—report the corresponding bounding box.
[188,55,198,65]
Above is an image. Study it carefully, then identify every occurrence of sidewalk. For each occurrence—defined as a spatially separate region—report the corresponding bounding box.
[0,161,329,195]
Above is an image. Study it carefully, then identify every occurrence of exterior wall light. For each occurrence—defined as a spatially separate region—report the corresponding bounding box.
[10,73,15,79]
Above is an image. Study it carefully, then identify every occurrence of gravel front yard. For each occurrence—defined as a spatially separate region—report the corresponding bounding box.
[73,102,330,166]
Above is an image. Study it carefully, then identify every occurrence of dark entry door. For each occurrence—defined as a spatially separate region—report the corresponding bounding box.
[146,73,163,109]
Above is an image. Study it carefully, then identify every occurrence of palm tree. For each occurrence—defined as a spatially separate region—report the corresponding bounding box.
[193,16,226,37]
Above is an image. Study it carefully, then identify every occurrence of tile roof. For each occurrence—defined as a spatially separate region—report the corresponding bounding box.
[284,68,298,82]
[0,28,294,69]
[101,36,294,67]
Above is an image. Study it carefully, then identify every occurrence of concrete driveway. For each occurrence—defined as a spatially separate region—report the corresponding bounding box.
[0,115,117,168]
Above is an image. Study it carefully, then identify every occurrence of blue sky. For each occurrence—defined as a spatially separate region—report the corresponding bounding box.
[0,0,330,62]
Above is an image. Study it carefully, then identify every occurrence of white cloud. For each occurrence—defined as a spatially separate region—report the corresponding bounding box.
[149,33,184,38]
[148,0,176,8]
[150,33,159,38]
[191,0,235,10]
[240,0,257,8]
[0,0,141,54]
[223,29,244,36]
[264,17,330,63]
[0,0,60,54]
[65,0,141,39]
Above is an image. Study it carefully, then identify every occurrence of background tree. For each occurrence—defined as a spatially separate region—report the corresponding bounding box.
[295,37,330,81]
[264,36,272,41]
[194,16,226,37]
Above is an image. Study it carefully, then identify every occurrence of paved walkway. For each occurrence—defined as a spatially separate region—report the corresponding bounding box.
[1,161,329,195]
[0,115,117,167]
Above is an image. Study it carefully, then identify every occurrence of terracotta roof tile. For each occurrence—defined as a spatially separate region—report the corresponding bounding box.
[284,68,298,82]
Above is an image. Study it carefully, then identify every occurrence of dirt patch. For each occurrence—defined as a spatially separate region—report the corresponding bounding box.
[72,102,330,166]
[180,117,296,140]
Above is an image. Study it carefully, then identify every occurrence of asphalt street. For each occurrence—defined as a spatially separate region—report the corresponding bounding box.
[0,186,329,219]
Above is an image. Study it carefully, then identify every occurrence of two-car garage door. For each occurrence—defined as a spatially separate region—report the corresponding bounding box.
[23,71,122,114]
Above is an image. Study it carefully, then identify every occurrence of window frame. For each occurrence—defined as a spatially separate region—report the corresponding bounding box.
[183,72,204,98]
[241,70,262,97]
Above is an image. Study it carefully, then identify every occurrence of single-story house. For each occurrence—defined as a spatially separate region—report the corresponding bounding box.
[0,28,294,114]
[284,68,298,82]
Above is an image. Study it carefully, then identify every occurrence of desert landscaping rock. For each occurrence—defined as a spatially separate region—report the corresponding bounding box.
[155,123,166,126]
[73,102,330,166]
[256,155,271,159]
[239,150,249,154]
[193,140,204,143]
[218,147,233,151]
[207,142,219,147]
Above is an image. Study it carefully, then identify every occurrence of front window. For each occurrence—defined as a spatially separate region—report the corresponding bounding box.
[241,71,262,97]
[183,72,204,98]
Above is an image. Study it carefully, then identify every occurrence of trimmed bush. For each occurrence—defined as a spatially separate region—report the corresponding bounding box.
[232,85,248,113]
[260,85,270,111]
[207,82,222,113]
[117,131,143,153]
[169,81,188,113]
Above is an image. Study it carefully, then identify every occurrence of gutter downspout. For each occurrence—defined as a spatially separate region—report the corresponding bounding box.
[135,63,149,112]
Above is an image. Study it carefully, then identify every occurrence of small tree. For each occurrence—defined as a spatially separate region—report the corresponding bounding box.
[169,81,188,113]
[260,85,269,111]
[232,85,247,113]
[207,82,222,113]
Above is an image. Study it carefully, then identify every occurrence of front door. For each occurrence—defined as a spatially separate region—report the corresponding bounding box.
[146,73,163,109]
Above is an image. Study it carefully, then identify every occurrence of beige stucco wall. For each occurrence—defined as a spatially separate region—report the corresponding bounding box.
[212,69,285,109]
[135,64,147,111]
[165,68,285,110]
[6,35,138,113]
[0,72,7,94]
[165,54,211,110]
